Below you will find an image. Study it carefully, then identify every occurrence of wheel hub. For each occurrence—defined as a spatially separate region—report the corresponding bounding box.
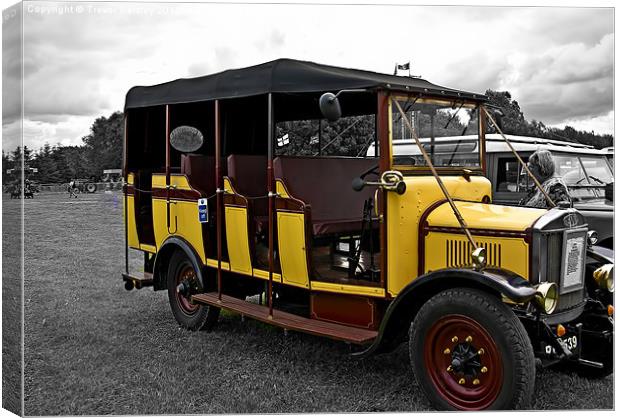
[424,315,503,410]
[447,341,483,377]
[176,266,201,315]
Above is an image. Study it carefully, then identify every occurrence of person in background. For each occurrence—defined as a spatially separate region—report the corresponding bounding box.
[519,149,571,208]
[68,179,79,198]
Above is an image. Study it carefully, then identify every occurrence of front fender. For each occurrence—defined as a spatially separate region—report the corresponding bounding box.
[587,245,614,265]
[352,267,537,357]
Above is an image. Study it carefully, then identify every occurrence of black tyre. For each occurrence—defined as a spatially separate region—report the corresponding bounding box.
[85,183,97,193]
[167,251,220,331]
[409,287,535,410]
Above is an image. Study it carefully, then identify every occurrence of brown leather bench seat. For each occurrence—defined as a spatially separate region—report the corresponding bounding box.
[273,156,379,237]
[227,155,268,212]
[181,154,225,197]
[227,154,269,234]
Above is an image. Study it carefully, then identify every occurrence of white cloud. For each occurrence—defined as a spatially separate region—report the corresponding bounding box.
[1,1,614,151]
[2,119,22,153]
[21,116,94,151]
[550,110,614,135]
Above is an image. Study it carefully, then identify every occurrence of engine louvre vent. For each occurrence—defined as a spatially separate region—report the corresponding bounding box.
[445,240,501,268]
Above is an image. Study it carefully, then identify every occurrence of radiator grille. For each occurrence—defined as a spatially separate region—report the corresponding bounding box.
[445,240,502,269]
[544,231,586,311]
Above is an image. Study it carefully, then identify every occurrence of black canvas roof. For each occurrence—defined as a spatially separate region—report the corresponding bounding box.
[125,58,486,110]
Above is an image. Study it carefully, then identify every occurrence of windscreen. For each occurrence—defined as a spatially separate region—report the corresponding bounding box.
[517,152,613,201]
[391,97,481,169]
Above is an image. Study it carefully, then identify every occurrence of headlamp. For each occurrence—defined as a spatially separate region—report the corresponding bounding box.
[534,282,558,314]
[587,230,599,246]
[471,247,487,270]
[593,264,614,292]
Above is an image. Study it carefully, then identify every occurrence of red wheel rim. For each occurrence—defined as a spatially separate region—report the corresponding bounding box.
[423,314,503,410]
[176,265,200,316]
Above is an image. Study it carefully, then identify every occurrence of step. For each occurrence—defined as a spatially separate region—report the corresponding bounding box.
[191,292,378,345]
[122,272,154,290]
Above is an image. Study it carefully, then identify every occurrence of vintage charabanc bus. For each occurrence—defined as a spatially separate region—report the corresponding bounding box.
[122,59,614,410]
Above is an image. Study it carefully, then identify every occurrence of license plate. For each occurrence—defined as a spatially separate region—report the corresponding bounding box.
[545,334,579,355]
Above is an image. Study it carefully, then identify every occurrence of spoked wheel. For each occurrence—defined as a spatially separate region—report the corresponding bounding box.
[167,251,220,331]
[424,315,503,409]
[410,288,535,411]
[176,265,201,316]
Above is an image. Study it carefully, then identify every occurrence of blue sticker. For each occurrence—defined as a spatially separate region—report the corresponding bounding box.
[198,198,208,223]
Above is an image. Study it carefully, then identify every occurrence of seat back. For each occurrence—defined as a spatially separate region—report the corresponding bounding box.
[180,154,217,196]
[273,156,378,223]
[227,154,268,216]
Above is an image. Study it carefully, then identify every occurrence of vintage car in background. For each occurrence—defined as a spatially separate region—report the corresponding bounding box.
[389,134,614,249]
[485,135,614,249]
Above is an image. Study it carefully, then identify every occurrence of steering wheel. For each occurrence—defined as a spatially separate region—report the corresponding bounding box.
[575,177,588,185]
[588,175,605,185]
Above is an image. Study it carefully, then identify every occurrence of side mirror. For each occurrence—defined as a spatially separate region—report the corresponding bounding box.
[319,92,342,122]
[352,177,365,192]
[352,171,407,195]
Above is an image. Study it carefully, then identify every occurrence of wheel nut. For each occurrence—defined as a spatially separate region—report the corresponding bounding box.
[481,366,488,373]
[443,348,451,354]
[478,348,485,355]
[458,378,466,385]
[465,335,473,343]
[473,379,480,385]
[447,366,453,372]
[451,336,458,343]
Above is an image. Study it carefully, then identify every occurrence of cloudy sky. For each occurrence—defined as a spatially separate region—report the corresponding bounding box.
[1,0,615,152]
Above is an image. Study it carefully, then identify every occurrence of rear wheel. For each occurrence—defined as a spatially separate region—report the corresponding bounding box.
[85,183,97,193]
[409,288,535,410]
[167,251,219,331]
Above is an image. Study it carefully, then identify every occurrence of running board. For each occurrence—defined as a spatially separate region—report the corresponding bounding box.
[191,292,378,345]
[122,272,154,290]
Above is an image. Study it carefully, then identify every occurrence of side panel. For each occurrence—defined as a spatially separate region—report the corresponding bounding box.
[152,173,206,264]
[224,206,253,275]
[386,176,492,296]
[125,173,140,249]
[424,232,529,278]
[310,293,380,329]
[276,211,309,289]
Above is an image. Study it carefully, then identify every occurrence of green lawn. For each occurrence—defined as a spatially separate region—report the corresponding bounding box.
[12,192,613,414]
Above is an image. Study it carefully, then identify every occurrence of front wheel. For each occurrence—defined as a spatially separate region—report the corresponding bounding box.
[409,288,535,410]
[167,251,220,331]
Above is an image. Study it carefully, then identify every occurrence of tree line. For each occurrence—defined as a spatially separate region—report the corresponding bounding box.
[2,111,123,185]
[484,90,613,149]
[2,90,613,185]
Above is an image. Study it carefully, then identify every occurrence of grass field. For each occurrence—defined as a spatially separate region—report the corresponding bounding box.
[8,192,613,414]
[2,193,23,415]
